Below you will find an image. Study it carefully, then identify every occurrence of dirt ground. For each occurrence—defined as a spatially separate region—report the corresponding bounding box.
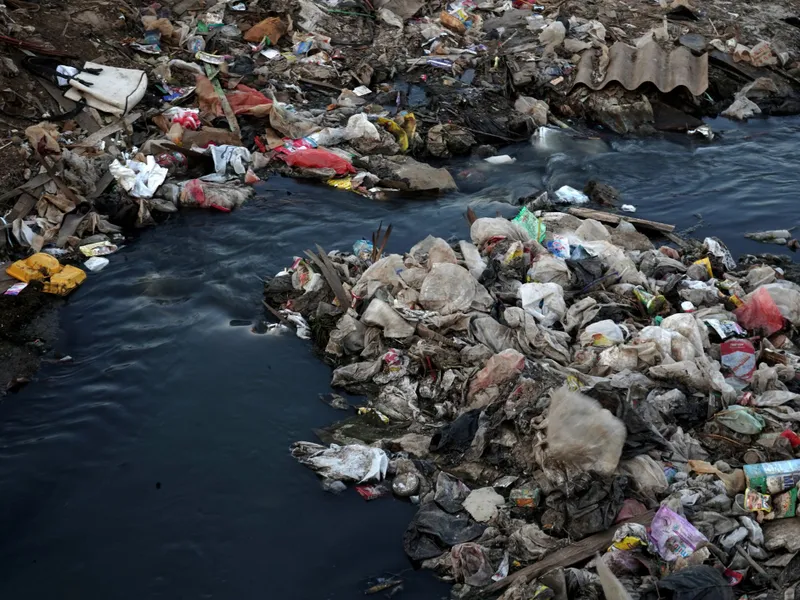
[0,274,61,394]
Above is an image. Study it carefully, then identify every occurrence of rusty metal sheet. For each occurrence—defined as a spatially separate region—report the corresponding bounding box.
[572,40,708,96]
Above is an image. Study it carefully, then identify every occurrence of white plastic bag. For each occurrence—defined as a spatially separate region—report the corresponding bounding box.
[579,319,626,347]
[519,282,566,328]
[546,386,626,475]
[291,442,388,483]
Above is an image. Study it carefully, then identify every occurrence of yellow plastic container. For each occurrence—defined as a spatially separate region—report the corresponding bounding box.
[43,265,86,296]
[6,253,61,283]
[6,253,86,296]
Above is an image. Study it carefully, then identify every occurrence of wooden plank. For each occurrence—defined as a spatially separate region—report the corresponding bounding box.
[483,510,656,596]
[567,207,675,233]
[7,192,39,222]
[36,77,99,134]
[0,172,52,204]
[75,112,141,149]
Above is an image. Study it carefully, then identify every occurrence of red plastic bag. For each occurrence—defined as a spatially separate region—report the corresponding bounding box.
[734,286,784,336]
[280,148,356,175]
[226,84,272,117]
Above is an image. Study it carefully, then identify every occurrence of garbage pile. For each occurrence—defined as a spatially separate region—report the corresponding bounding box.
[265,202,800,597]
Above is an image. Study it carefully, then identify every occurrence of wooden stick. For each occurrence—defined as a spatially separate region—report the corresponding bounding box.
[204,64,240,135]
[483,510,656,595]
[734,544,781,591]
[567,207,675,233]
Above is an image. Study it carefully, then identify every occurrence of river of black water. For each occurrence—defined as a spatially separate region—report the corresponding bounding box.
[1,117,799,599]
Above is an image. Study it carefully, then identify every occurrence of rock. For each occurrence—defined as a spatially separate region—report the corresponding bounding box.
[764,518,800,553]
[610,230,654,252]
[584,180,619,206]
[514,96,549,126]
[427,124,477,158]
[392,432,432,457]
[722,96,761,120]
[0,57,19,77]
[678,33,706,53]
[582,86,654,134]
[462,487,505,522]
[354,155,457,192]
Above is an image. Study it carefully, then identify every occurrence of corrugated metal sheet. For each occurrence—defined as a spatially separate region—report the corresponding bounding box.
[572,40,708,96]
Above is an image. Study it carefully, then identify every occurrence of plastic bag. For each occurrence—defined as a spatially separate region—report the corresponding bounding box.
[688,460,745,496]
[527,255,571,287]
[618,455,668,496]
[519,282,566,328]
[512,206,546,243]
[579,320,626,347]
[419,263,493,315]
[714,405,765,435]
[759,283,800,326]
[280,148,356,175]
[467,349,525,409]
[291,442,388,483]
[459,241,487,280]
[661,313,707,355]
[546,386,626,475]
[361,298,415,338]
[553,185,589,205]
[210,145,251,175]
[179,179,253,211]
[226,84,272,116]
[734,286,784,336]
[451,543,496,586]
[641,565,734,600]
[344,113,380,141]
[470,217,531,246]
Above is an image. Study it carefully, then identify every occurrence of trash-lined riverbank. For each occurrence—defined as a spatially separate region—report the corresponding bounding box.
[264,193,800,597]
[2,118,800,597]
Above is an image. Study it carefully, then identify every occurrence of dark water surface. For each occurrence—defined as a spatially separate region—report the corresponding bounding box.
[1,117,799,599]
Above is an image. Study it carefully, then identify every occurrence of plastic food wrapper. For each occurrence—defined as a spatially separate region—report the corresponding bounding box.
[648,505,708,562]
[693,257,713,278]
[547,236,570,259]
[760,487,797,520]
[744,488,772,512]
[704,236,737,271]
[720,339,756,382]
[291,442,388,483]
[704,319,745,340]
[512,206,546,243]
[633,287,667,315]
[355,483,390,501]
[744,459,800,493]
[734,286,784,336]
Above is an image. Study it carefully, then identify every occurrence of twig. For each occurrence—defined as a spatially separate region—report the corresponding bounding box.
[734,544,781,591]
